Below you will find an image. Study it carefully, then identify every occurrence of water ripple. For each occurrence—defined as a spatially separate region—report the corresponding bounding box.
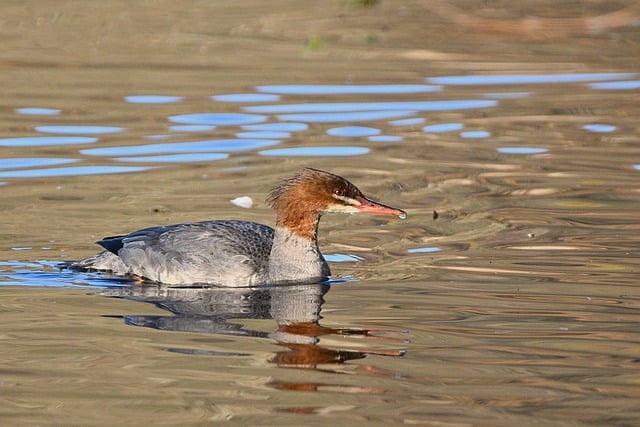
[245,100,497,113]
[114,153,229,163]
[0,158,78,169]
[588,80,640,90]
[389,118,426,126]
[497,147,549,154]
[80,139,279,156]
[423,123,464,133]
[483,92,532,99]
[236,131,291,139]
[324,254,364,262]
[15,107,61,115]
[242,122,308,132]
[125,95,184,104]
[35,125,126,134]
[460,130,491,139]
[326,126,381,137]
[276,110,417,123]
[0,165,151,178]
[583,124,617,133]
[0,136,98,146]
[259,146,369,157]
[256,84,441,95]
[169,113,267,126]
[407,247,441,254]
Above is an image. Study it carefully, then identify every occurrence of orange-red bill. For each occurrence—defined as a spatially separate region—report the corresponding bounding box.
[355,196,407,219]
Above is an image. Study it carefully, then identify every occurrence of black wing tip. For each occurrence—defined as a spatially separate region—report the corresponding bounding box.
[96,235,125,255]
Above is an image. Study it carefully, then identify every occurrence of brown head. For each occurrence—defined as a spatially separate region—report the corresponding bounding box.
[267,168,406,239]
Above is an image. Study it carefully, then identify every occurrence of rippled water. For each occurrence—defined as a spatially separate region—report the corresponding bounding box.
[1,1,640,426]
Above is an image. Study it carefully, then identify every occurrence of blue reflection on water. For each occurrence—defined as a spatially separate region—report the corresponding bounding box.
[245,100,497,113]
[276,110,416,123]
[0,165,151,178]
[460,130,491,138]
[169,125,216,132]
[114,153,228,163]
[15,107,61,115]
[80,139,279,156]
[389,118,425,126]
[242,122,308,132]
[125,95,184,104]
[483,92,531,99]
[583,124,617,133]
[324,254,364,262]
[427,73,636,85]
[256,84,441,95]
[0,260,128,289]
[236,131,291,139]
[369,135,403,142]
[0,157,79,169]
[170,113,267,126]
[259,146,369,157]
[211,93,280,102]
[326,126,381,137]
[407,247,441,254]
[0,158,78,170]
[145,135,172,140]
[497,147,549,154]
[35,125,125,134]
[589,80,640,90]
[634,165,640,171]
[423,123,463,133]
[0,136,98,146]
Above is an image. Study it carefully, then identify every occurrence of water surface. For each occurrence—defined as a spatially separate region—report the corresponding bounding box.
[1,1,639,426]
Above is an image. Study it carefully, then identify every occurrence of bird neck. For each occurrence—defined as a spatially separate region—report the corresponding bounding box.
[268,225,330,284]
[273,202,321,241]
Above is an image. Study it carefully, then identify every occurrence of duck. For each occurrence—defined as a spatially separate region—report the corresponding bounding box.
[71,168,406,286]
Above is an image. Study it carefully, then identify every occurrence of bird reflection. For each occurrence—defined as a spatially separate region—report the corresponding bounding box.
[101,282,405,372]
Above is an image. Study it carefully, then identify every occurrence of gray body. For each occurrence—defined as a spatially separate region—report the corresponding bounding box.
[73,220,330,286]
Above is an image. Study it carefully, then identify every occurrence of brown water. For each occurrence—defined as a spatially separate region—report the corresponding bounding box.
[1,1,640,426]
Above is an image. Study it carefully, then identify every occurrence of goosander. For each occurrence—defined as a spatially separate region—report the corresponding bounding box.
[71,168,406,286]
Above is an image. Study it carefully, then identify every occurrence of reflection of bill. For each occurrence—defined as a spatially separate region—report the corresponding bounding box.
[102,282,406,370]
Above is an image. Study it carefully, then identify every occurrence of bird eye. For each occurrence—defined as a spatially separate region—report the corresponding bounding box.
[334,188,345,197]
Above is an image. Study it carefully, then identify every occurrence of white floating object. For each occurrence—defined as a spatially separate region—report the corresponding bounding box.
[230,196,253,209]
